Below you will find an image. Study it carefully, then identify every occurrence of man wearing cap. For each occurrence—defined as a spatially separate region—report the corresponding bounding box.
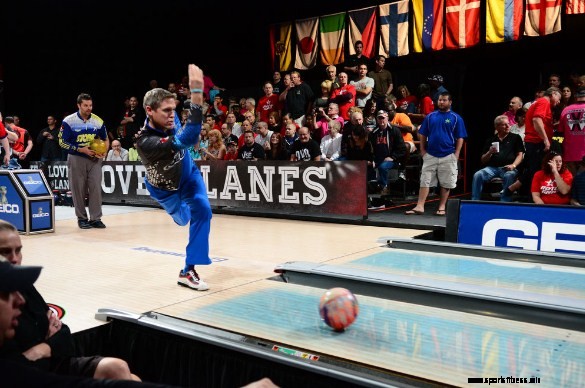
[558,86,585,175]
[0,260,40,347]
[406,92,467,216]
[428,75,448,107]
[369,110,406,195]
[0,219,141,381]
[0,262,166,387]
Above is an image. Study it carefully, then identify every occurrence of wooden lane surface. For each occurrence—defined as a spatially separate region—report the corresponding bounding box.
[155,280,585,388]
[21,207,425,333]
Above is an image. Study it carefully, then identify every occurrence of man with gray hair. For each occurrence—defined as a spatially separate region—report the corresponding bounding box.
[471,115,525,201]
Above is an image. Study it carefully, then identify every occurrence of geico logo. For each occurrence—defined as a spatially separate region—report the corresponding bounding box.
[23,180,43,185]
[0,204,20,214]
[482,219,585,253]
[32,212,50,218]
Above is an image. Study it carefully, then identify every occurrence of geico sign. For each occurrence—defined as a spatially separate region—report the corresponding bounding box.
[482,219,585,253]
[0,204,20,214]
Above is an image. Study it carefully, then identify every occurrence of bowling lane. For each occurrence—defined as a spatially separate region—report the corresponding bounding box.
[154,280,585,387]
[319,247,585,301]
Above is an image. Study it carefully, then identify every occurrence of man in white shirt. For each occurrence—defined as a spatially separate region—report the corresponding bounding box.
[350,64,374,108]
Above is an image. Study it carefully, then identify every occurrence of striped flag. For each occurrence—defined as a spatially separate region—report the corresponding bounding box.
[486,0,524,43]
[445,0,481,49]
[379,1,410,57]
[524,0,562,36]
[566,0,585,14]
[269,22,293,72]
[294,17,319,70]
[413,0,445,52]
[347,6,378,58]
[319,12,346,66]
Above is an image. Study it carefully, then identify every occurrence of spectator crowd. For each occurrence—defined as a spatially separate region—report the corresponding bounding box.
[2,44,584,210]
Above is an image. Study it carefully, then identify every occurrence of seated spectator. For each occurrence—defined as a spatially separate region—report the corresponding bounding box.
[202,129,226,160]
[254,121,273,149]
[4,116,33,169]
[471,115,525,202]
[238,130,265,161]
[320,120,343,161]
[290,127,321,161]
[279,113,297,136]
[313,103,345,141]
[342,125,376,183]
[369,110,406,195]
[211,94,228,124]
[265,133,288,161]
[314,80,332,112]
[223,141,238,161]
[237,120,256,148]
[282,123,298,159]
[0,114,18,166]
[189,124,210,161]
[267,111,281,135]
[0,220,141,381]
[106,140,129,161]
[395,85,417,114]
[128,140,141,162]
[571,156,585,206]
[363,99,378,132]
[387,104,417,159]
[225,112,242,138]
[502,96,523,126]
[531,151,573,205]
[221,123,238,147]
[205,114,221,131]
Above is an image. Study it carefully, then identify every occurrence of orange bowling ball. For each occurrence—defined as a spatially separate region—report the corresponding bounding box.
[89,138,107,155]
[319,287,359,331]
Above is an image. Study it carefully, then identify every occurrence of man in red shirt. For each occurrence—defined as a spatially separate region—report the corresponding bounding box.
[257,82,281,123]
[329,72,356,122]
[517,87,561,199]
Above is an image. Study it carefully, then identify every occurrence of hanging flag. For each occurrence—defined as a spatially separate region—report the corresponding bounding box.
[445,0,481,49]
[524,0,561,36]
[379,1,410,57]
[294,17,319,70]
[566,0,585,14]
[269,22,293,72]
[412,0,445,52]
[320,12,346,66]
[347,6,378,58]
[486,0,523,43]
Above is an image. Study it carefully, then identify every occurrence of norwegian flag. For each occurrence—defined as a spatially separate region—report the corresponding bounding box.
[524,0,562,36]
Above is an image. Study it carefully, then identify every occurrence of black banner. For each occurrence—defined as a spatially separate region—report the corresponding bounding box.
[32,160,368,217]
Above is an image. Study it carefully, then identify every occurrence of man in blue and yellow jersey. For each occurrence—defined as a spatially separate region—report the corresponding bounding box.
[59,93,109,229]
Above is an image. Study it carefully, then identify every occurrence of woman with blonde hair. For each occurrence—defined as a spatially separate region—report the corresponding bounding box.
[314,80,333,112]
[202,128,226,160]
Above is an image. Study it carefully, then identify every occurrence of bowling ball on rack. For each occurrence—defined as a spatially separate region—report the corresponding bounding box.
[319,287,359,331]
[89,138,107,155]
